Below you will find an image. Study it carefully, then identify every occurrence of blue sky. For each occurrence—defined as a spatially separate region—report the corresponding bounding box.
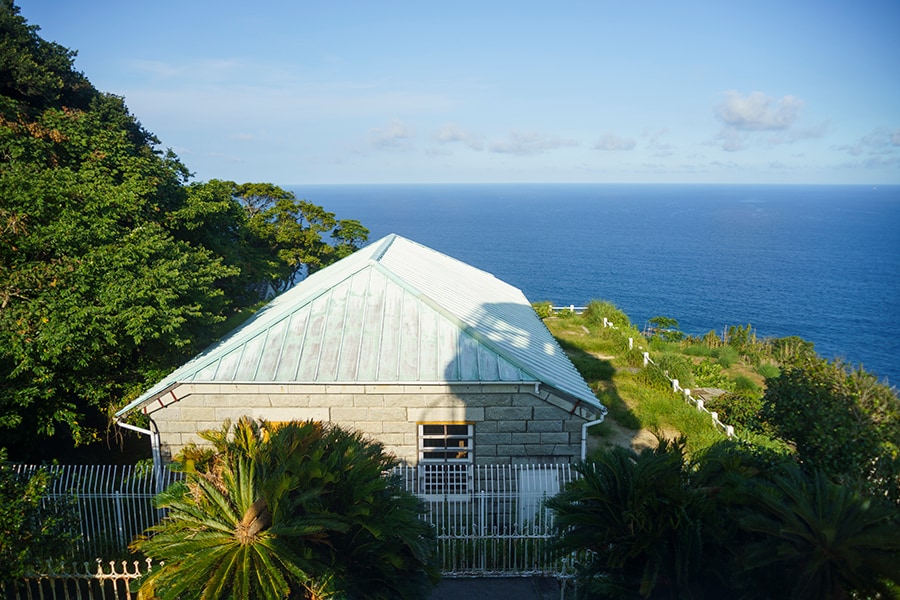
[18,1,900,185]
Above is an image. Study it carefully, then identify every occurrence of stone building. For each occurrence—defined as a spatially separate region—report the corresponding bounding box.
[115,234,605,478]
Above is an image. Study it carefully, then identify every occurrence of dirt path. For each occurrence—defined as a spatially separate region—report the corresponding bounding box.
[583,350,682,454]
[589,418,680,455]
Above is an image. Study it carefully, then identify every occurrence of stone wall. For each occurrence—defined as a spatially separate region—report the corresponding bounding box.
[147,382,598,464]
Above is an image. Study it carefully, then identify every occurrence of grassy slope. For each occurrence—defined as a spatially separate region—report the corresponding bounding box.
[543,309,772,457]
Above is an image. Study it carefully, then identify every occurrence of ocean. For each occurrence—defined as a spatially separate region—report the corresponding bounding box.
[296,184,900,387]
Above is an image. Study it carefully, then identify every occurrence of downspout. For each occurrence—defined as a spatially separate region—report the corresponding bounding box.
[115,419,164,494]
[581,416,606,461]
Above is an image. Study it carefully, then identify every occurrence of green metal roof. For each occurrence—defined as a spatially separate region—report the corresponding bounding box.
[116,234,603,417]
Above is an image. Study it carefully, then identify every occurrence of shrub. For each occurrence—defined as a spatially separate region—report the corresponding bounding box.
[639,352,694,392]
[771,336,817,366]
[755,362,780,379]
[531,301,553,319]
[732,375,761,395]
[693,359,732,389]
[133,418,439,600]
[683,344,716,358]
[583,300,632,329]
[713,345,740,368]
[0,449,77,579]
[705,392,763,431]
[760,360,900,502]
[701,329,723,348]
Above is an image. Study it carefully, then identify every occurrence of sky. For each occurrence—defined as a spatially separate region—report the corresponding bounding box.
[17,1,900,185]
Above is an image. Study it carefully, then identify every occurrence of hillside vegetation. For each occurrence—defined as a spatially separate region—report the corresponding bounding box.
[0,2,367,460]
[538,300,900,499]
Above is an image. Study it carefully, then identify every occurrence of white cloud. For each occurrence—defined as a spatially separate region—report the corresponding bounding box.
[593,133,636,151]
[711,91,821,152]
[838,127,900,157]
[644,128,674,157]
[715,128,748,152]
[716,91,804,131]
[488,130,579,156]
[436,124,484,150]
[369,119,412,150]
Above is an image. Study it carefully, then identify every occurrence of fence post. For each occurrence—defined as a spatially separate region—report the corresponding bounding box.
[115,491,126,550]
[672,379,680,393]
[628,337,633,350]
[643,352,649,366]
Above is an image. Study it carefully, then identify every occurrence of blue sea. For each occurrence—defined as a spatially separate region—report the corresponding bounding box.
[296,184,900,387]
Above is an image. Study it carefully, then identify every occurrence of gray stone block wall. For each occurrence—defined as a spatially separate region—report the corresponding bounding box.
[150,383,599,464]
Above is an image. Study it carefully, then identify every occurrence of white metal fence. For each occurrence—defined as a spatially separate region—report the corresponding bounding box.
[12,464,180,560]
[8,462,576,586]
[392,463,577,576]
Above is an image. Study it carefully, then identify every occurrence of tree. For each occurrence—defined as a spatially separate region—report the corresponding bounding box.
[0,17,235,449]
[132,418,437,600]
[233,182,368,289]
[0,448,77,580]
[0,3,368,458]
[646,316,685,342]
[760,358,900,502]
[176,180,370,296]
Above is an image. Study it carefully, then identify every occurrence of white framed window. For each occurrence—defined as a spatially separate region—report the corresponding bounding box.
[418,423,473,495]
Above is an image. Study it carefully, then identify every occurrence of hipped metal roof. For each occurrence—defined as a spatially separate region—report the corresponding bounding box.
[116,234,603,417]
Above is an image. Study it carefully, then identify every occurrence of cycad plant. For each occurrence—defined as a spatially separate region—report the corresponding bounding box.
[132,418,438,599]
[734,463,900,600]
[547,438,719,599]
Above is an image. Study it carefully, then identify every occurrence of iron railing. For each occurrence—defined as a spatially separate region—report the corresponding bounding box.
[12,464,180,560]
[11,462,575,576]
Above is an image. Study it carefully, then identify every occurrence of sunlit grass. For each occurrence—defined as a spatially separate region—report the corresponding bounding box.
[544,307,752,454]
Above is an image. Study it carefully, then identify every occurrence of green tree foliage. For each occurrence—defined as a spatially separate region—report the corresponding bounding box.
[760,359,900,502]
[173,180,369,302]
[231,181,367,288]
[647,315,685,342]
[0,3,368,456]
[0,448,77,579]
[133,418,437,600]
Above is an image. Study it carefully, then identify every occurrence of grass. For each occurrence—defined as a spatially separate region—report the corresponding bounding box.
[542,304,788,456]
